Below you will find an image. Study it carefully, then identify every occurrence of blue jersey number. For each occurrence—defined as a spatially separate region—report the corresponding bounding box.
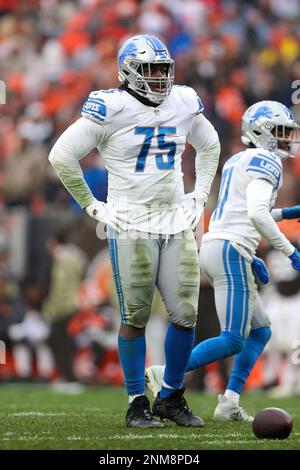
[135,127,176,172]
[212,167,234,221]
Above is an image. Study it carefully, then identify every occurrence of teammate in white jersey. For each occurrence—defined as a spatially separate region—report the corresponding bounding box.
[146,100,300,422]
[48,35,220,428]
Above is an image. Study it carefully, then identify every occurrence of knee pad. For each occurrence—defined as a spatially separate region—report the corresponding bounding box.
[249,326,271,346]
[170,301,197,329]
[220,331,245,356]
[126,305,151,329]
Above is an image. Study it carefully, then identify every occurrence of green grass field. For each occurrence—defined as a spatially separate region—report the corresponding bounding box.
[0,384,298,450]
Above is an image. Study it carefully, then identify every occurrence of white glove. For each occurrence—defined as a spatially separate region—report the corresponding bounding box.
[184,191,206,230]
[85,199,126,233]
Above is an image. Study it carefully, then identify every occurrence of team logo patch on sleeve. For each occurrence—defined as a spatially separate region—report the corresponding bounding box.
[247,154,282,187]
[82,95,107,123]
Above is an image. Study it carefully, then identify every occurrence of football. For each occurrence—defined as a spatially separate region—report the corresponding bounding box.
[252,407,293,440]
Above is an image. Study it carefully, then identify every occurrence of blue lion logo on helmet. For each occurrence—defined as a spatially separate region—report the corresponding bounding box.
[248,106,273,127]
[118,42,138,65]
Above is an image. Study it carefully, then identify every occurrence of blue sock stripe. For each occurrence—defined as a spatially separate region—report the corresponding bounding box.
[223,241,233,330]
[241,257,249,337]
[108,231,126,323]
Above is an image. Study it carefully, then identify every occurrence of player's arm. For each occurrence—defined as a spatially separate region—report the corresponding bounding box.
[271,205,300,221]
[49,117,104,209]
[49,116,123,231]
[187,113,220,204]
[246,179,300,270]
[186,113,221,229]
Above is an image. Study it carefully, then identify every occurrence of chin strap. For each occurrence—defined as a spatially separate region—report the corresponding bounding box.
[119,83,160,107]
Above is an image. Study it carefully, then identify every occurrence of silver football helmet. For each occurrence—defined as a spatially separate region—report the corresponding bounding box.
[118,35,174,105]
[241,100,300,159]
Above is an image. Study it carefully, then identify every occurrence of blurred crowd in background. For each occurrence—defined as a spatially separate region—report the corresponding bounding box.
[0,0,300,396]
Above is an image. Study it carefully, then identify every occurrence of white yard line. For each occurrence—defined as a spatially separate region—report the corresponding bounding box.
[0,435,298,445]
[0,411,107,417]
[0,430,297,444]
[8,412,68,417]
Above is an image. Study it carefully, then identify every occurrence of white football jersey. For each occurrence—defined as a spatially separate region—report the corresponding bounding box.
[81,85,217,234]
[203,148,283,255]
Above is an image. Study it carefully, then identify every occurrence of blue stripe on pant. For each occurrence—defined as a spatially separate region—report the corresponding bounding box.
[240,256,249,336]
[222,241,249,338]
[107,228,126,324]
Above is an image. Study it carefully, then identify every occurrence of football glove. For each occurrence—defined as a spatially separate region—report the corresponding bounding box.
[289,249,300,271]
[85,198,126,233]
[184,192,205,230]
[282,205,300,221]
[251,257,270,284]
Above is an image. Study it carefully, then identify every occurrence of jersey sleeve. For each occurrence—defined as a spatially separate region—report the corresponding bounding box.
[246,152,282,189]
[247,179,294,257]
[187,113,219,150]
[81,89,124,125]
[175,85,204,116]
[49,117,106,209]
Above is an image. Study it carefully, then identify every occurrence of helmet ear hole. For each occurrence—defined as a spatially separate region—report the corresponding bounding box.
[253,130,262,136]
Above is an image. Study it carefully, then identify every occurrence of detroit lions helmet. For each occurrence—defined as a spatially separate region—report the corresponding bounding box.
[241,100,300,159]
[118,35,174,105]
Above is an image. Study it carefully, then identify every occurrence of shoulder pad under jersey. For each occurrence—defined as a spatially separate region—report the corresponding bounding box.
[246,149,282,189]
[172,85,204,116]
[81,88,124,124]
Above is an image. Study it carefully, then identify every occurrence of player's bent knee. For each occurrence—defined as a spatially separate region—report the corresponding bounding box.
[220,331,245,355]
[170,301,197,329]
[250,326,271,345]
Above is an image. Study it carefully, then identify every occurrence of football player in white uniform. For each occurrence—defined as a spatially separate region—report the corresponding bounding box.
[48,35,220,428]
[146,100,300,422]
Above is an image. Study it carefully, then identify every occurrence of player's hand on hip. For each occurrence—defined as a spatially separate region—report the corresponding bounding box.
[185,192,205,230]
[289,249,300,271]
[282,205,300,222]
[85,198,126,233]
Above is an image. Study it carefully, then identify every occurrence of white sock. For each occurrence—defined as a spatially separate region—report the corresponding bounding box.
[128,394,143,404]
[224,389,240,404]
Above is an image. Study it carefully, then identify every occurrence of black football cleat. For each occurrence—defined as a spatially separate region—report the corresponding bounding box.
[126,395,164,428]
[152,388,204,427]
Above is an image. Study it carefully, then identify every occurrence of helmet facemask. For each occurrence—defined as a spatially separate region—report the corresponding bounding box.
[122,59,174,104]
[272,125,300,159]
